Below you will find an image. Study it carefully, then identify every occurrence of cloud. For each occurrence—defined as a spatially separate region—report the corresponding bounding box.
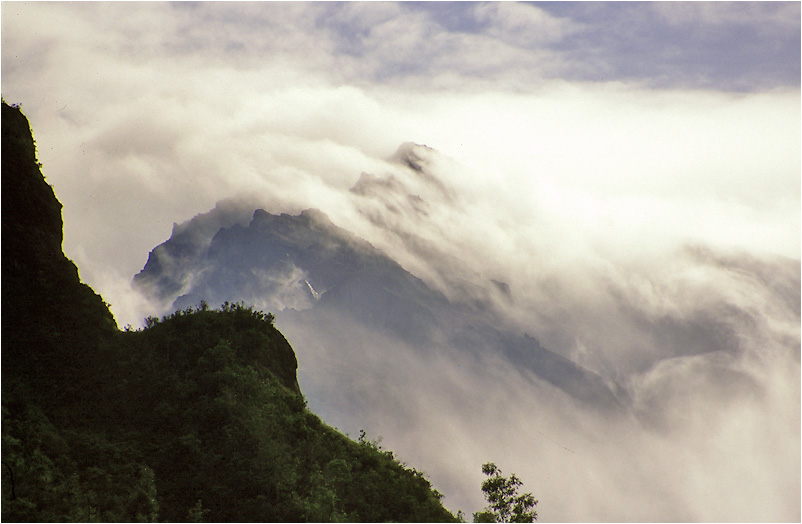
[276,277,799,520]
[550,2,801,90]
[472,2,580,47]
[652,1,800,36]
[265,139,797,520]
[118,137,799,519]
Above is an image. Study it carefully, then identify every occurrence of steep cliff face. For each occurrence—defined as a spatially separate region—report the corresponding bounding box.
[2,102,63,259]
[1,102,117,393]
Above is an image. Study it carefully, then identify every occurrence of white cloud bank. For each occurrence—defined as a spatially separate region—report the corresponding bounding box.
[2,2,799,521]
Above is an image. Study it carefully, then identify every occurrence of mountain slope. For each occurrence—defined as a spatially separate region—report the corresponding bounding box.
[2,101,117,402]
[134,201,621,410]
[1,101,458,522]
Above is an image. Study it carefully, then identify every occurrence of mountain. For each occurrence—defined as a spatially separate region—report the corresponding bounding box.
[133,150,622,411]
[136,206,448,345]
[1,101,458,522]
[2,101,118,400]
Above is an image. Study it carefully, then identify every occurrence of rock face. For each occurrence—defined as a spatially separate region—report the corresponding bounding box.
[1,102,117,388]
[134,198,257,304]
[136,207,449,346]
[134,197,622,410]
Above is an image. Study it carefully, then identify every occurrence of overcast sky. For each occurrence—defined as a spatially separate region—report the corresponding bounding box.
[2,2,799,303]
[2,2,800,521]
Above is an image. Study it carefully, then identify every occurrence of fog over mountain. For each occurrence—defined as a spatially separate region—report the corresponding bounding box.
[2,2,799,521]
[132,142,800,521]
[134,144,622,409]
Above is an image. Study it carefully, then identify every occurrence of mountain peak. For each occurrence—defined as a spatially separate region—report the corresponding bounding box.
[252,207,330,226]
[389,141,434,172]
[299,207,331,223]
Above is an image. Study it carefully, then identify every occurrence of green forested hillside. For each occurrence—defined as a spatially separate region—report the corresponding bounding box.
[1,101,458,522]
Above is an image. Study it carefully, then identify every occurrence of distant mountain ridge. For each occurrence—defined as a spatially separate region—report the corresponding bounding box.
[133,155,622,410]
[136,206,449,345]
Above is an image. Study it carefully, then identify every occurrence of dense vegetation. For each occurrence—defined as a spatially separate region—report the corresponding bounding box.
[1,101,458,522]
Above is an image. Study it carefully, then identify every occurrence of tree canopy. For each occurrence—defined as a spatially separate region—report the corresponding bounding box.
[473,463,537,523]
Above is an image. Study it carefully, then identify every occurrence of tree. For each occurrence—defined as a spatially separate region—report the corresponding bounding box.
[473,463,537,523]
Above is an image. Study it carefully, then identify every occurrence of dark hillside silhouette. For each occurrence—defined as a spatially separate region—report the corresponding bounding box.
[1,101,458,522]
